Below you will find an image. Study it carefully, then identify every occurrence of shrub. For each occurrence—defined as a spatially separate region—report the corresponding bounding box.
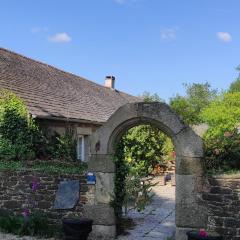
[0,211,53,237]
[201,92,240,171]
[51,127,77,161]
[120,124,169,176]
[204,130,240,171]
[123,173,155,214]
[0,90,41,160]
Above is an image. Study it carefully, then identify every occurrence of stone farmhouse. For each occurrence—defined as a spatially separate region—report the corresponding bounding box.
[1,48,240,240]
[0,48,139,161]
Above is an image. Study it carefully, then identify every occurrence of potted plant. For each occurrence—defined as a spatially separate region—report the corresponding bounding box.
[187,229,223,240]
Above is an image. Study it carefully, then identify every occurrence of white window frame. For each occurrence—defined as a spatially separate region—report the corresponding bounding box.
[77,135,85,161]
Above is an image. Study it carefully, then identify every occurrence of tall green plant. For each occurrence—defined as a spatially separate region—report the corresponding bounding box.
[112,140,129,218]
[0,90,40,160]
[201,92,240,170]
[52,127,77,161]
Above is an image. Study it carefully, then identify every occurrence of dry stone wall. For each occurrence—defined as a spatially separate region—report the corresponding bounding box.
[0,170,87,225]
[202,174,240,240]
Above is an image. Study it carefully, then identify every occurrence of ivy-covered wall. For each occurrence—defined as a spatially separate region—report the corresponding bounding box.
[0,169,88,225]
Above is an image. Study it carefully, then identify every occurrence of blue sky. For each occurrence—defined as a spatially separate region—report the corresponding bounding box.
[0,0,240,101]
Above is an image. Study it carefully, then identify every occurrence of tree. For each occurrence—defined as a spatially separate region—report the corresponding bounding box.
[201,92,240,170]
[228,65,240,93]
[140,91,163,103]
[170,82,217,125]
[201,92,240,137]
[120,124,169,176]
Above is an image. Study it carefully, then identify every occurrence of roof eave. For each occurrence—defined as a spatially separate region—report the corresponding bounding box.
[34,115,104,126]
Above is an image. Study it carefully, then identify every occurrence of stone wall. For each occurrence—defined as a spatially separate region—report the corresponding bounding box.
[202,174,240,240]
[0,169,88,225]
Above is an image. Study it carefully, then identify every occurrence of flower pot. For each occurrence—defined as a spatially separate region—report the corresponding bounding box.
[62,218,93,240]
[187,231,223,240]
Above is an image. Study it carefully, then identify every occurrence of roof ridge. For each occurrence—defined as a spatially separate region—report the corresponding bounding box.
[0,46,116,91]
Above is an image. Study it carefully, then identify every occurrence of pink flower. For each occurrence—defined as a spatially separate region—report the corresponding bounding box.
[199,229,207,237]
[171,151,176,158]
[224,131,233,137]
[22,208,30,219]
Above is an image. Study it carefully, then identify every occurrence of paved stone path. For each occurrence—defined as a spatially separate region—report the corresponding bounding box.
[117,184,175,240]
[0,233,55,240]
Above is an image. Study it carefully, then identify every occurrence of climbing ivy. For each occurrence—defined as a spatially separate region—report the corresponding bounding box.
[111,140,129,218]
[111,124,174,219]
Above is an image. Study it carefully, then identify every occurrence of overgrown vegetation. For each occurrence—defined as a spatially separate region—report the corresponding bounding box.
[201,92,240,171]
[0,160,86,174]
[0,89,79,163]
[169,75,240,172]
[121,124,172,176]
[123,174,155,214]
[0,211,56,238]
[0,90,41,161]
[112,141,129,218]
[42,127,77,161]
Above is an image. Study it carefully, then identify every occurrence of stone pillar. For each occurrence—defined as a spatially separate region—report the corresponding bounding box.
[84,154,116,240]
[174,128,207,240]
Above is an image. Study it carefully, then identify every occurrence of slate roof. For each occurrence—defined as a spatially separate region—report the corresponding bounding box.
[0,48,140,124]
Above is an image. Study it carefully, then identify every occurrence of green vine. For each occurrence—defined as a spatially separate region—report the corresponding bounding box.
[111,139,129,218]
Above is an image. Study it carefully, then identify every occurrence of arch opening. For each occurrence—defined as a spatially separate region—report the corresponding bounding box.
[107,117,177,155]
[112,122,176,238]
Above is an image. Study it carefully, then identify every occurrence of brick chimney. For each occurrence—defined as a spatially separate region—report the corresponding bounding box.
[105,76,115,89]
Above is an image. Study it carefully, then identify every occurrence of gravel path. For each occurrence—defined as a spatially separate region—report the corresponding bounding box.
[117,184,176,240]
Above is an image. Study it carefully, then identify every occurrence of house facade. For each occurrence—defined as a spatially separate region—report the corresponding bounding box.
[0,48,140,161]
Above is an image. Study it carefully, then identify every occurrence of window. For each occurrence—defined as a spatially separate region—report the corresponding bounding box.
[77,135,85,161]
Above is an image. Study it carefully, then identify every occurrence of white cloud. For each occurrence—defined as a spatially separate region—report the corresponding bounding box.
[217,32,232,42]
[160,28,177,40]
[48,33,72,43]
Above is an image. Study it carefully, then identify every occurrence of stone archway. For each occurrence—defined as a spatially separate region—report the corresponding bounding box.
[84,102,207,240]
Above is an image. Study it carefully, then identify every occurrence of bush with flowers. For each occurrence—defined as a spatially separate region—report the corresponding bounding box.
[201,92,240,171]
[0,89,79,162]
